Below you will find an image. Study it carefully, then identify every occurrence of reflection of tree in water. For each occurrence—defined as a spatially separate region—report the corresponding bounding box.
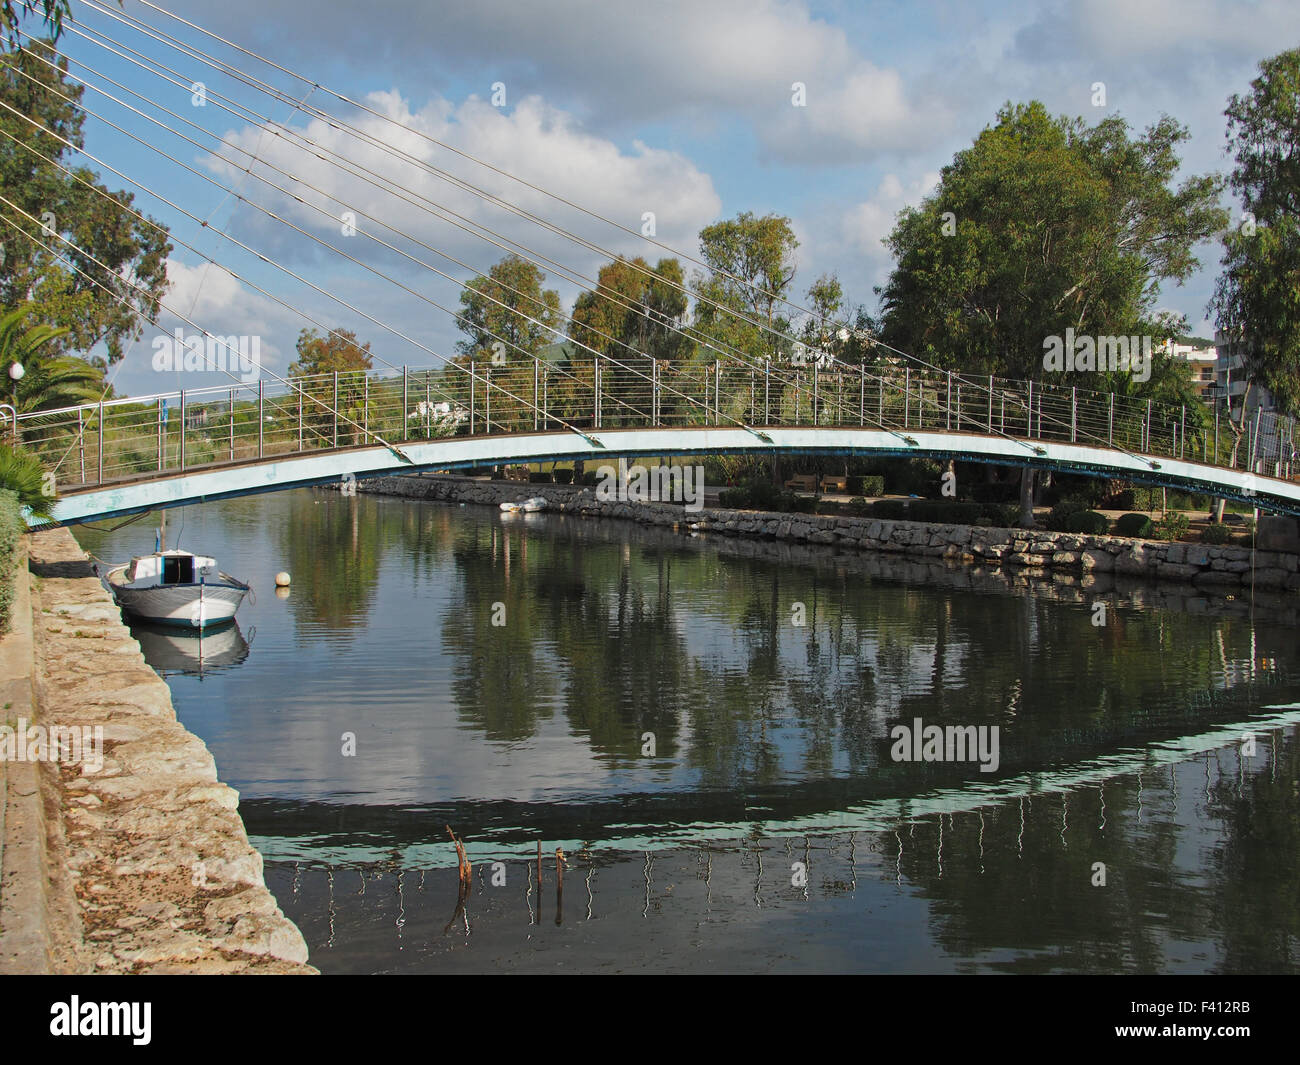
[1206,728,1299,972]
[279,491,385,633]
[875,736,1298,973]
[437,511,1299,794]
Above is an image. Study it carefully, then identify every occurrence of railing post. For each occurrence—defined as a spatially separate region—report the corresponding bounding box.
[230,388,236,461]
[485,366,491,431]
[424,377,431,439]
[534,359,540,431]
[1069,386,1076,443]
[470,360,476,434]
[1179,405,1185,459]
[945,372,952,430]
[402,366,408,442]
[904,368,910,429]
[764,358,770,424]
[179,389,186,471]
[97,399,103,484]
[813,362,819,426]
[258,380,264,458]
[594,356,600,428]
[1213,408,1219,464]
[363,374,369,439]
[653,360,660,426]
[1108,393,1114,447]
[1026,381,1033,439]
[157,397,164,471]
[296,385,303,453]
[859,363,865,426]
[77,407,85,483]
[987,375,993,433]
[333,371,339,448]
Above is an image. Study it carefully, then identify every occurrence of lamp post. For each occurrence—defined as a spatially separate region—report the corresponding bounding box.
[7,361,22,440]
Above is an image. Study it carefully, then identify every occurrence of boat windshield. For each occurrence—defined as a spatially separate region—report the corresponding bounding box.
[162,555,195,585]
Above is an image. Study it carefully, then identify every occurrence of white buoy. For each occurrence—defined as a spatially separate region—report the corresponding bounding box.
[275,571,291,587]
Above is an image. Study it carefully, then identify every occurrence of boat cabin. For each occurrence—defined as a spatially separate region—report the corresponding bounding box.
[125,551,218,587]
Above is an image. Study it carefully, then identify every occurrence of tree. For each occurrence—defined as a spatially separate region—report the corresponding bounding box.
[0,43,171,366]
[1,301,100,416]
[288,327,372,376]
[455,254,561,363]
[0,1,67,49]
[877,101,1227,524]
[693,211,799,363]
[288,328,373,444]
[568,256,690,424]
[0,442,53,520]
[1210,48,1300,522]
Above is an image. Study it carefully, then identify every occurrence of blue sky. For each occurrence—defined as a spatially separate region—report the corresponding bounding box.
[31,0,1300,396]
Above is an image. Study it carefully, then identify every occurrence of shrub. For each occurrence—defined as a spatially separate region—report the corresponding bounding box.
[1103,489,1136,511]
[845,497,871,517]
[552,469,573,485]
[1201,522,1233,545]
[528,471,553,484]
[859,475,885,497]
[816,500,842,516]
[0,489,22,634]
[845,474,862,495]
[1153,511,1190,542]
[1044,500,1089,532]
[869,499,908,520]
[580,470,600,486]
[1115,513,1155,538]
[0,445,54,522]
[1063,510,1110,535]
[969,481,1019,504]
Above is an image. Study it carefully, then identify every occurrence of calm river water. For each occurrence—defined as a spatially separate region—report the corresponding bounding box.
[75,487,1300,974]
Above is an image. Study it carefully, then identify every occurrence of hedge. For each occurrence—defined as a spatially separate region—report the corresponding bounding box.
[552,469,574,485]
[1064,510,1110,535]
[1115,513,1155,538]
[0,489,23,635]
[1201,522,1233,545]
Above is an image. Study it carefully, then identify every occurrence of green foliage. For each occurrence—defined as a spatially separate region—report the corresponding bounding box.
[1064,510,1111,535]
[691,212,798,362]
[0,302,100,415]
[1116,513,1156,538]
[0,487,20,633]
[1201,522,1234,545]
[0,442,52,520]
[0,45,171,365]
[1153,511,1190,541]
[878,100,1226,392]
[1212,49,1300,416]
[1044,500,1089,531]
[858,475,885,496]
[457,254,561,362]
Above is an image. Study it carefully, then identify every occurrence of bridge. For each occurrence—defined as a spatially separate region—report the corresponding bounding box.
[14,353,1300,527]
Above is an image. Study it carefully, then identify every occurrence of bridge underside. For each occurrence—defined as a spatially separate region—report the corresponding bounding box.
[42,426,1300,526]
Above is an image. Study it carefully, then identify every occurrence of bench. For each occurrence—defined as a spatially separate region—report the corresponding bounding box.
[784,474,818,492]
[819,475,849,494]
[504,465,531,482]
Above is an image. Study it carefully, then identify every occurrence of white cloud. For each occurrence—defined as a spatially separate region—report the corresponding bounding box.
[209,89,722,300]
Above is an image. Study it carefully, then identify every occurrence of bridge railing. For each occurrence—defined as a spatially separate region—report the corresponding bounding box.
[8,350,1296,492]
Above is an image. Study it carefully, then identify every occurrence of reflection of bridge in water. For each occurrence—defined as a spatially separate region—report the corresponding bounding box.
[263,713,1298,966]
[249,703,1300,867]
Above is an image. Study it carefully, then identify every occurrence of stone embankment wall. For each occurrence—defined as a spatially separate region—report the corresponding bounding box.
[0,529,313,974]
[359,474,1299,594]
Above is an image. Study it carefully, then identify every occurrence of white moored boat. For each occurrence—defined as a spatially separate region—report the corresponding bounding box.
[105,549,250,629]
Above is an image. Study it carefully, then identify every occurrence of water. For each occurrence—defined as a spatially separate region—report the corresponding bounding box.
[75,488,1300,973]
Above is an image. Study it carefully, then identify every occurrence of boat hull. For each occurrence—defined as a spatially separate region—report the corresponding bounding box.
[106,570,248,629]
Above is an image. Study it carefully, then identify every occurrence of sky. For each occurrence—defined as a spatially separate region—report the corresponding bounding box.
[34,0,1300,397]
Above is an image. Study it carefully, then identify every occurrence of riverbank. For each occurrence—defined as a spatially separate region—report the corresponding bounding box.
[356,474,1300,596]
[0,529,314,974]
